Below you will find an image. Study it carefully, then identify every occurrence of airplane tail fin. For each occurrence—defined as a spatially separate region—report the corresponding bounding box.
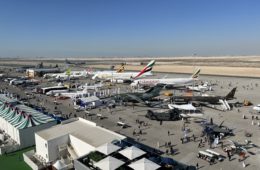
[133,60,155,79]
[66,68,71,76]
[191,68,201,79]
[83,87,88,92]
[116,63,125,73]
[92,73,98,80]
[225,87,237,100]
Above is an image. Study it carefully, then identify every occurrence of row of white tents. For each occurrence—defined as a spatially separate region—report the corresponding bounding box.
[94,156,160,170]
[54,142,161,170]
[94,144,160,170]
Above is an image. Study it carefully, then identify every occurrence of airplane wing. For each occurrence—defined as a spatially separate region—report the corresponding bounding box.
[168,103,196,110]
[213,126,230,134]
[163,74,168,79]
[219,121,224,127]
[125,94,146,104]
[239,147,247,153]
[227,139,236,146]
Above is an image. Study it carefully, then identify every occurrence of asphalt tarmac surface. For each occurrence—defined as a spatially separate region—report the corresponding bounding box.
[1,71,260,170]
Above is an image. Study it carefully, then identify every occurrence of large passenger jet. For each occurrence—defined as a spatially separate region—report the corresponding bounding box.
[131,68,200,87]
[92,60,155,81]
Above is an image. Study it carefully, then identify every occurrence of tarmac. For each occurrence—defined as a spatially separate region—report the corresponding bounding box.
[1,71,260,170]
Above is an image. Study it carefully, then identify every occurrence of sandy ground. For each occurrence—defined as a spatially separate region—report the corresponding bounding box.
[89,64,260,78]
[1,56,260,77]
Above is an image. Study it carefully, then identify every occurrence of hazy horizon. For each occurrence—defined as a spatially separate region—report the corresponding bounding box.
[1,55,260,60]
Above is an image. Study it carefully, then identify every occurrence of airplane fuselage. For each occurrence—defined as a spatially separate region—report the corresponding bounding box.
[93,71,152,80]
[172,96,222,104]
[132,78,194,86]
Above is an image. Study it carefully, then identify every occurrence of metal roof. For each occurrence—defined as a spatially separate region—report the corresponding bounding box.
[37,118,126,147]
[0,94,18,105]
[0,101,55,129]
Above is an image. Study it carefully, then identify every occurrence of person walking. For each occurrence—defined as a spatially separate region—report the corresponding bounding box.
[227,151,231,161]
[242,161,246,168]
[181,138,184,144]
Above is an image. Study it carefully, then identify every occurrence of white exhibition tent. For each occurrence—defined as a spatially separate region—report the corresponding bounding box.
[119,146,146,160]
[94,156,125,170]
[53,160,67,170]
[96,142,121,155]
[128,158,161,170]
[168,104,196,111]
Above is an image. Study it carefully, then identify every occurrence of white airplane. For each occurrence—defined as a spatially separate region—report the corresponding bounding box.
[78,83,104,90]
[92,60,155,81]
[131,68,200,87]
[43,70,88,79]
[253,104,260,112]
[187,82,212,92]
[46,89,69,96]
[58,87,89,99]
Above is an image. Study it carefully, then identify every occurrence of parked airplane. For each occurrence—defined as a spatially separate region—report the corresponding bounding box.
[146,109,180,121]
[201,121,233,136]
[78,83,104,90]
[187,82,213,92]
[227,140,256,153]
[43,69,88,79]
[58,87,89,99]
[65,59,86,65]
[131,68,200,87]
[112,83,165,104]
[46,89,69,96]
[253,104,260,112]
[171,87,237,110]
[92,60,155,81]
[9,78,39,86]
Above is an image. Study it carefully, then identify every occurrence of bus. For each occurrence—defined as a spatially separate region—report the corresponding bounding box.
[38,86,68,94]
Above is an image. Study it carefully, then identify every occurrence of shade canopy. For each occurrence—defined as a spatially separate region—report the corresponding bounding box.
[96,143,121,155]
[119,146,146,160]
[94,156,124,170]
[128,158,161,170]
[0,102,55,129]
[168,104,196,111]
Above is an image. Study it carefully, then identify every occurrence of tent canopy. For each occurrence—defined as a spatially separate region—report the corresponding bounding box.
[94,156,124,170]
[119,146,146,160]
[96,143,121,155]
[128,158,161,170]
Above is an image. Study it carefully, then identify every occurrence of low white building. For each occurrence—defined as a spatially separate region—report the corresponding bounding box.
[24,118,126,170]
[77,96,102,108]
[0,95,56,154]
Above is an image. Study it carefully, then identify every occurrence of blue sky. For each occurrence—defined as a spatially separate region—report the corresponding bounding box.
[1,0,260,57]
